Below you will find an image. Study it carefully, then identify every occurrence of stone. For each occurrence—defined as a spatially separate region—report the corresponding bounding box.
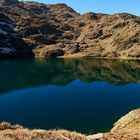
[0,13,33,59]
[87,133,104,140]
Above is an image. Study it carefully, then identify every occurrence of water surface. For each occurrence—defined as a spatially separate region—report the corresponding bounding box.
[0,58,140,134]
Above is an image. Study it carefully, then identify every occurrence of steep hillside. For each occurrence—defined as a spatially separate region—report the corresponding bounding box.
[0,0,140,59]
[0,12,33,59]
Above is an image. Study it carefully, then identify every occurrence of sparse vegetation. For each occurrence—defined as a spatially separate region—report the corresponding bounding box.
[1,109,140,140]
[0,0,140,59]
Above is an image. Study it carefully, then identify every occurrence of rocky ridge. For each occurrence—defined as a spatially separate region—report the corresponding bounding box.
[0,0,140,59]
[0,108,140,140]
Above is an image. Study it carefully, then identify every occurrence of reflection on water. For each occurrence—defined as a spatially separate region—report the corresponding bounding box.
[0,58,140,134]
[0,58,140,94]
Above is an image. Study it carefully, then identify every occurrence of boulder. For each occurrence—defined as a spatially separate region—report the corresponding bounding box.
[34,45,64,58]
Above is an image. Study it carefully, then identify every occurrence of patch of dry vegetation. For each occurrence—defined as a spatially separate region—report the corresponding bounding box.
[1,109,140,140]
[0,122,87,140]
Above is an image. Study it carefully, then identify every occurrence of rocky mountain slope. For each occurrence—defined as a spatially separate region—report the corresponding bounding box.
[0,108,140,140]
[0,12,33,59]
[0,0,140,59]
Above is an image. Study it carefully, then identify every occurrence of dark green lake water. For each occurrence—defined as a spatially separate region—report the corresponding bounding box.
[0,58,140,134]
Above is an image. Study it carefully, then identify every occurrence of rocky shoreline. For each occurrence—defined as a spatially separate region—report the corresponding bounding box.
[0,0,140,59]
[0,108,140,140]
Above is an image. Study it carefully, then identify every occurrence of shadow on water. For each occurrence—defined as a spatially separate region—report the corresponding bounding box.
[0,58,140,94]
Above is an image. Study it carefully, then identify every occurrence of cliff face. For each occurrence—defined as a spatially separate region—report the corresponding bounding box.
[0,0,140,59]
[0,12,33,59]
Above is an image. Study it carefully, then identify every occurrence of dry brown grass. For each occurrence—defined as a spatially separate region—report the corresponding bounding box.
[1,108,140,140]
[0,122,87,140]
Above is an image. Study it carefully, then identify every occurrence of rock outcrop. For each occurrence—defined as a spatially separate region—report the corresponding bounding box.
[0,108,140,140]
[0,12,33,59]
[0,0,18,6]
[101,108,140,140]
[0,0,140,59]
